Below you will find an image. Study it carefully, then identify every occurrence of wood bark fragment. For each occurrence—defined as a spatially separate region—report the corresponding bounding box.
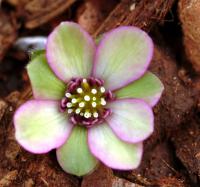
[76,0,117,34]
[19,0,76,29]
[94,0,175,36]
[81,164,113,187]
[112,177,144,187]
[179,0,200,73]
[0,11,17,61]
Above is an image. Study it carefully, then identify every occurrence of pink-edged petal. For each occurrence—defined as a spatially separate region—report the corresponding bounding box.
[107,99,154,143]
[46,22,95,82]
[88,123,143,170]
[115,72,164,107]
[14,100,73,154]
[92,26,153,91]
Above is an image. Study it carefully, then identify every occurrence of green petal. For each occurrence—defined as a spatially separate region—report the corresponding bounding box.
[56,126,99,176]
[46,22,95,82]
[115,72,164,106]
[27,52,66,100]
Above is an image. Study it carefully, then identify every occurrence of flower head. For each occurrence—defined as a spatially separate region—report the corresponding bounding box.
[14,22,164,176]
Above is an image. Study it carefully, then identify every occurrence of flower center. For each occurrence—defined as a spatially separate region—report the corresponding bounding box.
[60,77,114,127]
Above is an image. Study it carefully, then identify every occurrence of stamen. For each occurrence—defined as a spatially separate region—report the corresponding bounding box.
[91,88,97,94]
[77,88,83,93]
[71,98,77,104]
[100,87,106,93]
[84,95,90,101]
[84,112,91,118]
[93,112,98,118]
[75,108,81,114]
[67,109,73,114]
[92,102,97,108]
[100,98,106,106]
[65,93,71,98]
[79,102,85,108]
[82,79,87,83]
[67,102,72,108]
[82,78,89,89]
[62,77,113,127]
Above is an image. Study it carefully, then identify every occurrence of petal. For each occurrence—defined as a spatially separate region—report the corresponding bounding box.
[14,100,73,153]
[27,52,66,100]
[46,22,95,82]
[57,126,99,176]
[92,26,153,90]
[107,99,154,143]
[115,72,164,106]
[88,123,143,170]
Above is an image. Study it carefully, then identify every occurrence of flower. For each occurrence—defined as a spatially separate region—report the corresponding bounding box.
[14,22,164,176]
